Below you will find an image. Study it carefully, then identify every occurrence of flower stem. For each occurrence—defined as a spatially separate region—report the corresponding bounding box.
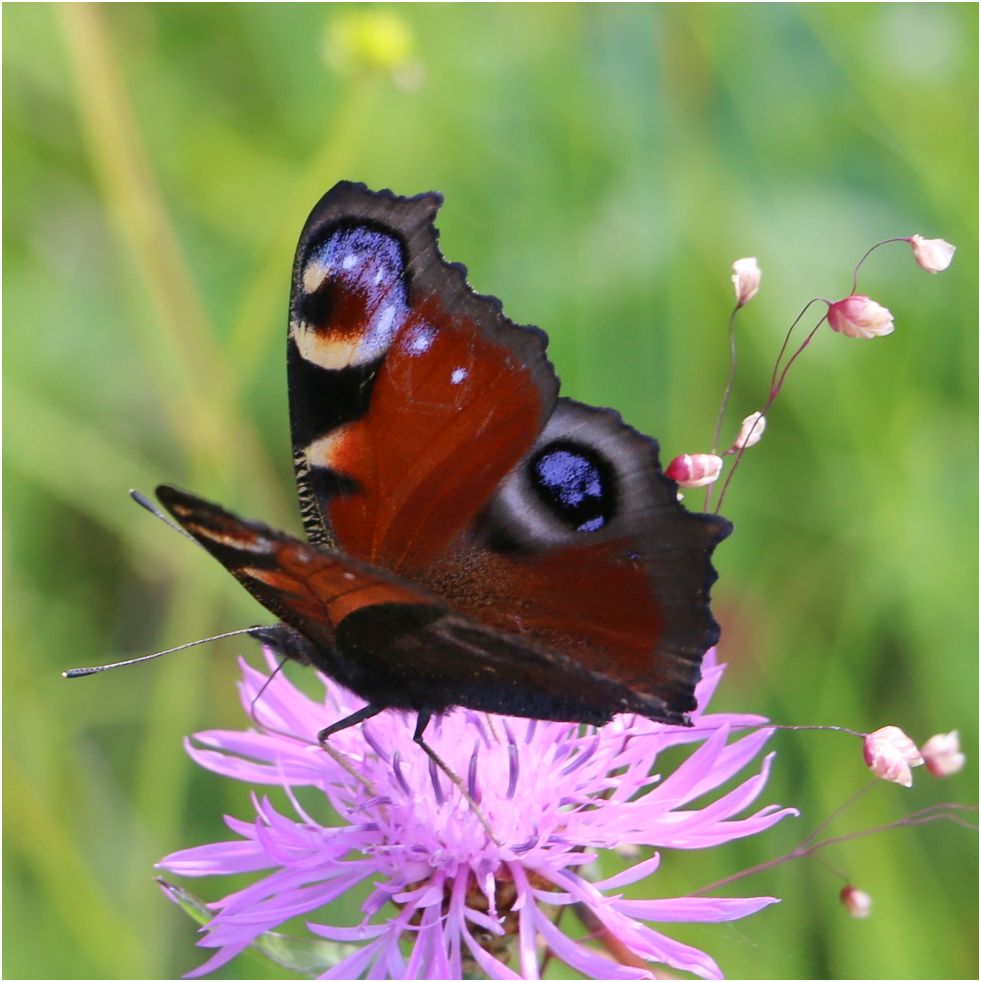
[714,304,827,513]
[851,237,909,294]
[705,305,740,511]
[691,803,977,897]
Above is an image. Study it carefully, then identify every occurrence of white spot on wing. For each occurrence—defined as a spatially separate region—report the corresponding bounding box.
[450,367,468,385]
[306,425,354,470]
[374,305,396,336]
[187,524,273,553]
[302,258,330,294]
[291,320,360,369]
[240,566,291,587]
[402,322,437,356]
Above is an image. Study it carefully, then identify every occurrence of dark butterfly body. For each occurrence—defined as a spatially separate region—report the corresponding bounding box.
[158,182,731,739]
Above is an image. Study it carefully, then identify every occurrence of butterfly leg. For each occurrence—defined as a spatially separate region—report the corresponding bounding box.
[317,703,386,743]
[317,704,387,795]
[411,714,502,847]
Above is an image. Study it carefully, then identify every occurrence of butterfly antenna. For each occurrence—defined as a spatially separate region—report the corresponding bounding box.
[247,656,289,728]
[62,627,267,679]
[240,658,337,755]
[129,488,196,542]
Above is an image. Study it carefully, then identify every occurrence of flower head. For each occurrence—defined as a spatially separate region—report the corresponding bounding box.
[839,884,872,918]
[863,725,923,787]
[665,453,724,489]
[730,412,766,452]
[827,295,894,339]
[324,10,415,76]
[921,730,965,778]
[731,257,761,307]
[159,650,794,979]
[908,235,956,274]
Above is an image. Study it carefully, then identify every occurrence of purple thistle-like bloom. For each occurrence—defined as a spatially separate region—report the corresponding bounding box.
[159,649,795,979]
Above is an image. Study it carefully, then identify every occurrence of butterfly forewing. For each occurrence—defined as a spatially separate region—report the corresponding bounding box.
[288,183,558,563]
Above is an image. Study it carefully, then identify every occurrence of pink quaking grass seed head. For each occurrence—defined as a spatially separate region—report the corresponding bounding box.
[158,648,795,980]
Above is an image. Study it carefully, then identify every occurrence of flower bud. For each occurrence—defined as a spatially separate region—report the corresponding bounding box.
[730,412,766,451]
[920,730,965,778]
[665,453,723,489]
[827,295,894,339]
[324,11,416,78]
[731,257,761,307]
[909,235,956,274]
[840,885,872,918]
[863,726,923,788]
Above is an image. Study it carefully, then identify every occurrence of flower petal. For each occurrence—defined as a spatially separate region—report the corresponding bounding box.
[614,894,779,922]
[534,907,651,980]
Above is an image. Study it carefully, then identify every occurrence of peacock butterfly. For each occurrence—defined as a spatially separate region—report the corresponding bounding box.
[157,181,731,743]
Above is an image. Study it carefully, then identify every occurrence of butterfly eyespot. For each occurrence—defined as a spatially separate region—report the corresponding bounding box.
[293,225,411,369]
[529,441,617,534]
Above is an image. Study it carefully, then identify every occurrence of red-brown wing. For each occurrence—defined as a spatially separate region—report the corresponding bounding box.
[286,183,729,722]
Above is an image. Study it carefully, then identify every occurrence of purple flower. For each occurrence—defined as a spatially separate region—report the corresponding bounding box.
[159,649,795,979]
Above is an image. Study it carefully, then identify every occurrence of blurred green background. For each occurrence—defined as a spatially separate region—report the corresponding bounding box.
[4,4,977,979]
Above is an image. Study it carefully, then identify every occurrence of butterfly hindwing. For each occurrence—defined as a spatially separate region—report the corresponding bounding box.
[432,397,731,716]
